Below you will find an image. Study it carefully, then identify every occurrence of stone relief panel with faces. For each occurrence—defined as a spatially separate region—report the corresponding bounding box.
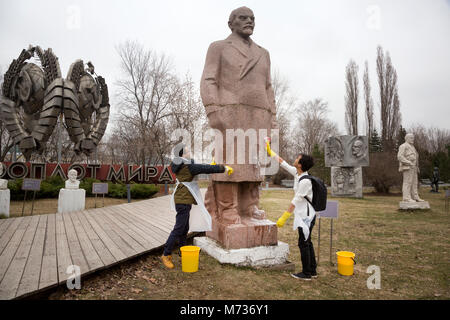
[331,166,363,198]
[325,135,369,167]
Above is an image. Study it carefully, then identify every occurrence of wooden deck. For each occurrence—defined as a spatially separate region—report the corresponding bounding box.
[0,193,183,300]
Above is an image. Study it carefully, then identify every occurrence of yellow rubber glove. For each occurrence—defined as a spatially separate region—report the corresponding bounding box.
[210,157,216,165]
[225,165,234,176]
[265,138,277,157]
[276,211,292,228]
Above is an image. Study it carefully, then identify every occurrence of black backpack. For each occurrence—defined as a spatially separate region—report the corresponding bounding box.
[298,175,327,212]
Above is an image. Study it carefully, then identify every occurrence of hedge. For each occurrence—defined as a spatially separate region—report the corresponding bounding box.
[8,177,159,200]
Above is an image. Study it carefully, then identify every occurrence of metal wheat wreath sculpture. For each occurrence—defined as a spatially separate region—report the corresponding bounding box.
[0,45,110,160]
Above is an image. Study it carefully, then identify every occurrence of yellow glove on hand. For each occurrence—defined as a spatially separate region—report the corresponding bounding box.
[225,165,233,176]
[210,157,216,165]
[276,211,292,228]
[265,138,277,157]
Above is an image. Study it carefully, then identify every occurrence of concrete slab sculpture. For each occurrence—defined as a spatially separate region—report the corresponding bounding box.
[325,135,369,198]
[325,135,369,167]
[397,133,430,210]
[331,166,363,198]
[197,7,289,266]
[0,45,110,160]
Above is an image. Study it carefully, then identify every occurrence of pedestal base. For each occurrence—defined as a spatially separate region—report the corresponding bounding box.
[206,217,278,249]
[399,201,430,210]
[58,189,86,213]
[0,189,10,218]
[194,236,289,267]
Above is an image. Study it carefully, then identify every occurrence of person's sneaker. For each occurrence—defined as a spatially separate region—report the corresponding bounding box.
[291,272,311,281]
[161,255,174,269]
[311,272,318,278]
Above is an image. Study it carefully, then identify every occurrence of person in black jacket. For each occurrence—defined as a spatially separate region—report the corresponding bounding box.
[162,145,233,269]
[431,167,440,193]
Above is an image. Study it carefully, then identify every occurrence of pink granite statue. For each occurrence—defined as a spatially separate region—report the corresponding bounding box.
[200,7,278,249]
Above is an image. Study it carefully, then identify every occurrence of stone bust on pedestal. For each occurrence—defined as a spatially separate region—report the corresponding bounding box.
[0,163,8,189]
[58,168,85,213]
[0,162,10,218]
[65,169,80,189]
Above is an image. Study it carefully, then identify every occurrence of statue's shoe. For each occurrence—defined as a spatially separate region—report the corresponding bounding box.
[414,198,425,202]
[404,199,416,203]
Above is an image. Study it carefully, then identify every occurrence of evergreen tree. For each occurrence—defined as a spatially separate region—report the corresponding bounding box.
[310,144,330,186]
[369,128,382,153]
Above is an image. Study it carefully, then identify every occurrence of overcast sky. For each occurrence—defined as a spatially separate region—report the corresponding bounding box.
[1,0,449,134]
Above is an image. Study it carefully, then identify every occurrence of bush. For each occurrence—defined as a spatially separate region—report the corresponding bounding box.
[80,177,101,197]
[8,176,64,200]
[130,184,159,199]
[364,151,402,193]
[8,179,24,201]
[108,182,127,198]
[8,176,159,200]
[272,169,290,186]
[38,175,64,198]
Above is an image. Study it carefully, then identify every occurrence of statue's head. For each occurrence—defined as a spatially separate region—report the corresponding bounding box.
[405,133,414,145]
[352,139,364,157]
[68,169,78,182]
[228,6,255,38]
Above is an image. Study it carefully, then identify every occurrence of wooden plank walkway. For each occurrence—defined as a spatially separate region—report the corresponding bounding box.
[0,192,192,300]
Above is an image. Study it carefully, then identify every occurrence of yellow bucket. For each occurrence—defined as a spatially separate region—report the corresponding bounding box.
[180,246,201,273]
[336,251,356,276]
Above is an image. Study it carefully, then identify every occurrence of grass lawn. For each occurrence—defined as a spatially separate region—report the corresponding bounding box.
[41,187,449,300]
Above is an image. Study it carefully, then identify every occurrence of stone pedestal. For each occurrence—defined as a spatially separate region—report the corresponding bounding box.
[194,236,289,267]
[399,201,430,210]
[206,216,278,250]
[58,188,86,213]
[0,189,10,218]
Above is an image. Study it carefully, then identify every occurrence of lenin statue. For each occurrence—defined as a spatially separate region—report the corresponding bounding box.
[200,7,279,249]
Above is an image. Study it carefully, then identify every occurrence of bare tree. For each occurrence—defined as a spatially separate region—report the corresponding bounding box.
[363,60,374,137]
[271,69,297,160]
[376,46,402,150]
[292,98,339,155]
[409,124,450,154]
[114,40,182,165]
[0,66,15,161]
[345,60,359,135]
[36,117,74,163]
